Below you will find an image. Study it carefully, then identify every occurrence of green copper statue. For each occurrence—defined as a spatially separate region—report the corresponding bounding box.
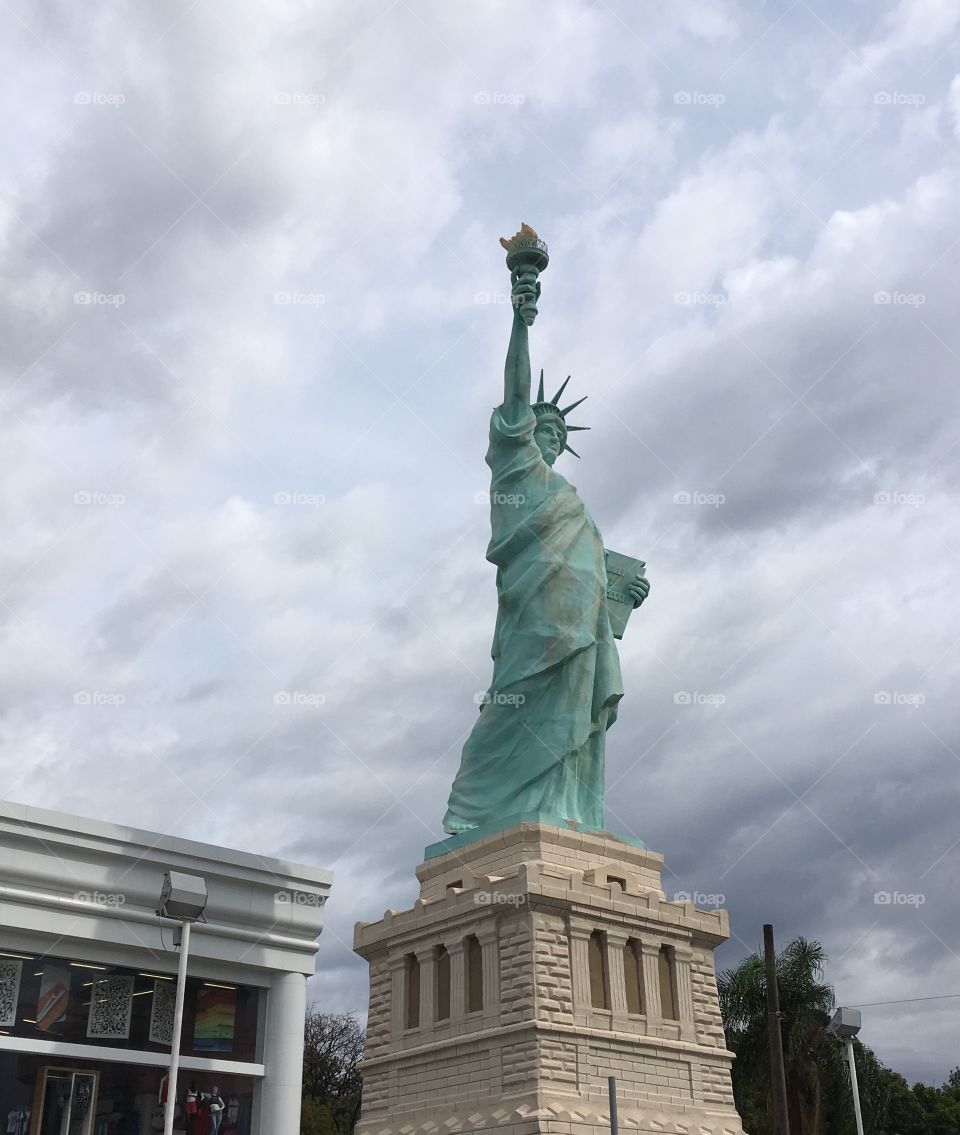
[442,225,651,837]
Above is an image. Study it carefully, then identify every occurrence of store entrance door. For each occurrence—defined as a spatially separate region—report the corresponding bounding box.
[31,1068,99,1135]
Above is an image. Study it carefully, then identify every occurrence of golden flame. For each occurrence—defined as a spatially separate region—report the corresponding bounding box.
[499,222,539,251]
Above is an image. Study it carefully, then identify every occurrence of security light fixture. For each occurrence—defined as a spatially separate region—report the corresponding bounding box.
[156,871,208,921]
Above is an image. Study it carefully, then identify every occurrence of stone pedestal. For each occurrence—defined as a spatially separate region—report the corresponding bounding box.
[354,824,744,1135]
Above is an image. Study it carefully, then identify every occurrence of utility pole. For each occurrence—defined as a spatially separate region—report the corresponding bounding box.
[608,1076,618,1135]
[763,923,791,1135]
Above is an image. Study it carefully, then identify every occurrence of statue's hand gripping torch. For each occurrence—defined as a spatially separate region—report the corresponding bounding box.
[500,223,549,326]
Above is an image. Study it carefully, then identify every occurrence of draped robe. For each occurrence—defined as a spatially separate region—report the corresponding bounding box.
[442,404,623,835]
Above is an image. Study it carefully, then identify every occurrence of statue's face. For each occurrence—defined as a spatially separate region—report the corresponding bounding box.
[534,416,565,466]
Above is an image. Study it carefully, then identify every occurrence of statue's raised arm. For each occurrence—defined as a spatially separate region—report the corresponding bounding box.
[499,224,548,424]
[501,277,535,421]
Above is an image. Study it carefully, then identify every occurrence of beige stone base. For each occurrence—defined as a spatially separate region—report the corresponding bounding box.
[354,824,745,1135]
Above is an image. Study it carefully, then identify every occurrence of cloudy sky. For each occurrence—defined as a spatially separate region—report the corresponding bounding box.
[2,0,959,1087]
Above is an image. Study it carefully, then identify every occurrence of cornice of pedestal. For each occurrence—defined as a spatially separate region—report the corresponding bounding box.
[358,1014,737,1070]
[353,826,730,955]
[418,821,664,888]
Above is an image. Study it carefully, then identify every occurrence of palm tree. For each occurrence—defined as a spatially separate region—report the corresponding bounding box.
[718,937,835,1135]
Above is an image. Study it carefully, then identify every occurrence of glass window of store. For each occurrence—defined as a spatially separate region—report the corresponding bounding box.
[0,949,262,1135]
[0,1052,255,1135]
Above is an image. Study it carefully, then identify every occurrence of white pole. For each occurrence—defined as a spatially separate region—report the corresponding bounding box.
[163,920,192,1135]
[844,1036,865,1135]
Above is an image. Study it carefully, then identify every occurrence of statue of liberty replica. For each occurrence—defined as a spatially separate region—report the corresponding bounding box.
[353,226,746,1135]
[443,224,651,837]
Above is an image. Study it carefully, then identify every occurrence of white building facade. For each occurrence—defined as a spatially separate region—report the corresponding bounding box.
[0,801,332,1135]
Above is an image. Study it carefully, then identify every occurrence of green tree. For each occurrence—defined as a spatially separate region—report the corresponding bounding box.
[719,937,834,1134]
[301,1007,364,1135]
[719,937,960,1135]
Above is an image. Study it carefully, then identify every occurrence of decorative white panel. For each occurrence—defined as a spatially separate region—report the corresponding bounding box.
[148,979,177,1045]
[87,975,134,1039]
[0,959,22,1027]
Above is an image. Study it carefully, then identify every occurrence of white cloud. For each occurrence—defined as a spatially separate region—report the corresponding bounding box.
[1,0,959,1088]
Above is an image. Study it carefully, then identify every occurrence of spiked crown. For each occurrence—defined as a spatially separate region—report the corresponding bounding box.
[531,370,590,457]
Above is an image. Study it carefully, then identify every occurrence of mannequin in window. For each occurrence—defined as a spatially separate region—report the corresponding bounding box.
[207,1086,225,1135]
[184,1083,198,1134]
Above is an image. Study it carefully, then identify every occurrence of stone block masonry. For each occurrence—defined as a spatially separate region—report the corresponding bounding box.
[354,824,744,1135]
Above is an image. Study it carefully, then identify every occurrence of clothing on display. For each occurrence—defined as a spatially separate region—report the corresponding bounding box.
[6,1110,30,1135]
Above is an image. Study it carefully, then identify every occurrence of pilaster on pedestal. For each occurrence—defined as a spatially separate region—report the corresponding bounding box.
[354,823,744,1135]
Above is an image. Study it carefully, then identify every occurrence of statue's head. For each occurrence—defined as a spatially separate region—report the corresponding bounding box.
[533,412,565,466]
[532,371,589,465]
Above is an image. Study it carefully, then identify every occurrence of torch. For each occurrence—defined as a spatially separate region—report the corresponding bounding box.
[500,223,549,326]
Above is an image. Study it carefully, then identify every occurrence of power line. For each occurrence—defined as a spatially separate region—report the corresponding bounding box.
[851,994,960,1008]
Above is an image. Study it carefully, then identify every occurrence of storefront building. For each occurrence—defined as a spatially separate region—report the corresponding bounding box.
[0,801,332,1135]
